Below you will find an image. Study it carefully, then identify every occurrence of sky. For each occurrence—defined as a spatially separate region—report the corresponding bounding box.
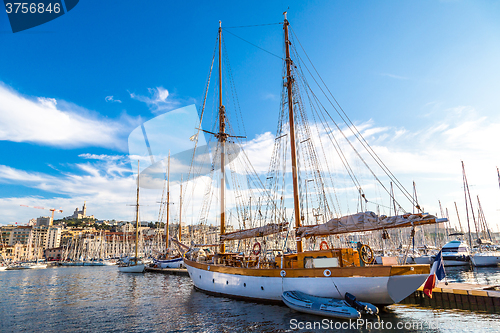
[1,0,500,233]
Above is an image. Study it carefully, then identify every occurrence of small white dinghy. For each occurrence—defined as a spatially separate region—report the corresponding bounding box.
[282,291,378,320]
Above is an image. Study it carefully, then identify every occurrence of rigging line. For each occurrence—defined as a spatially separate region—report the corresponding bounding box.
[186,32,217,184]
[221,28,284,60]
[224,22,282,28]
[290,43,409,211]
[297,63,407,212]
[290,28,416,208]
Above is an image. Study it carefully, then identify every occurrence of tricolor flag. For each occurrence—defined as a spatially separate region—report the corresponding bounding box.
[423,250,446,298]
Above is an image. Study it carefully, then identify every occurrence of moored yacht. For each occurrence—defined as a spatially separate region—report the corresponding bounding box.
[441,240,470,266]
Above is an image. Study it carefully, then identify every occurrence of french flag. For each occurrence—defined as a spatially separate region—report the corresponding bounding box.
[423,250,446,298]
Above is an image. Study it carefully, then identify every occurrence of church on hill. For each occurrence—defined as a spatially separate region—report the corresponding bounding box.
[67,202,95,220]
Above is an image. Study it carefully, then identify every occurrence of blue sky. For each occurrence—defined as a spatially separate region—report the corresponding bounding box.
[1,1,500,233]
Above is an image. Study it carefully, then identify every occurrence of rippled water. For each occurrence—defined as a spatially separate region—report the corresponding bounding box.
[1,265,499,332]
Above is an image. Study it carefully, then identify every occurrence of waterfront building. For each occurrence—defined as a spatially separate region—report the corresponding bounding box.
[11,226,32,245]
[0,225,33,246]
[32,226,62,250]
[44,246,63,261]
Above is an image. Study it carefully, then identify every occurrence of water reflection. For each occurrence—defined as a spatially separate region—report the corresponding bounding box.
[1,266,499,332]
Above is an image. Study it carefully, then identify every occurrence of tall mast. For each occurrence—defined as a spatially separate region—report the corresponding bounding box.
[166,151,170,251]
[135,160,140,264]
[218,20,226,254]
[462,161,474,249]
[179,174,183,242]
[283,12,303,253]
[454,201,463,233]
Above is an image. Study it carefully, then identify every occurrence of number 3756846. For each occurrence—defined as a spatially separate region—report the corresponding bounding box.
[5,2,61,14]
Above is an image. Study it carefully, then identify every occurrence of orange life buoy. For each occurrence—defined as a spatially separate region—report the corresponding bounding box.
[320,241,329,250]
[253,242,261,256]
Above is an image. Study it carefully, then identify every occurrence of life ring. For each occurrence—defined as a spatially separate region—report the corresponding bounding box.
[323,269,331,277]
[253,242,261,256]
[320,241,329,250]
[359,244,375,264]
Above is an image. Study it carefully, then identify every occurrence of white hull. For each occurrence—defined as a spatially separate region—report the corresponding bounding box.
[413,256,434,265]
[471,253,500,267]
[153,257,184,268]
[0,266,7,271]
[118,263,145,273]
[185,264,427,305]
[27,263,47,269]
[443,259,470,267]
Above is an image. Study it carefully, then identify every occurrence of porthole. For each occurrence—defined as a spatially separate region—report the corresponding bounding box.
[244,283,246,287]
[261,286,264,290]
[226,281,228,285]
[212,279,214,283]
[199,275,201,279]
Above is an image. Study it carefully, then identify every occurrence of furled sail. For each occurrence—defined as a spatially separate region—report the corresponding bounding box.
[220,222,288,241]
[296,211,447,238]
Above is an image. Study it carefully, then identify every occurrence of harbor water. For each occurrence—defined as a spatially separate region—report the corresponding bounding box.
[1,265,499,332]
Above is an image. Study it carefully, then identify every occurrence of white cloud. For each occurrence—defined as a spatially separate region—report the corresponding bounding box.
[0,83,134,150]
[233,111,500,231]
[130,87,180,114]
[2,106,500,231]
[78,153,125,161]
[105,95,122,103]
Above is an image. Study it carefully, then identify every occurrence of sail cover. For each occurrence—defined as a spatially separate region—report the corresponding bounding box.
[296,212,445,238]
[220,222,288,241]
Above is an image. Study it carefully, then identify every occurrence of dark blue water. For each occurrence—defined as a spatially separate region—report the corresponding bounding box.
[1,265,499,332]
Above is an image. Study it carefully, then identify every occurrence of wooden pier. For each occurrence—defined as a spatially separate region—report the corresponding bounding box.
[401,282,500,313]
[145,266,189,276]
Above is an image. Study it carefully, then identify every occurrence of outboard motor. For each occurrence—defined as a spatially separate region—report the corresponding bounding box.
[345,292,370,314]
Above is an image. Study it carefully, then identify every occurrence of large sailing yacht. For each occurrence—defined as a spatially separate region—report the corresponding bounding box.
[183,13,444,305]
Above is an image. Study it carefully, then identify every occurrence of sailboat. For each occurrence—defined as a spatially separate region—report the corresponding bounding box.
[153,152,185,268]
[183,13,446,306]
[471,167,500,267]
[118,161,145,273]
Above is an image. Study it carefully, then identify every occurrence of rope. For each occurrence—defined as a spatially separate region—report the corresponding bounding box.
[221,28,283,60]
[224,22,282,28]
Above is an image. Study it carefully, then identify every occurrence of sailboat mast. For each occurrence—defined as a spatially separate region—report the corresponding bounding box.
[462,161,474,249]
[179,174,183,242]
[166,151,170,250]
[454,201,463,233]
[218,20,226,254]
[135,160,140,264]
[283,12,303,253]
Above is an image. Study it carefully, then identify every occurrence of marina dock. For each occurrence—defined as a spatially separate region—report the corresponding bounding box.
[145,266,189,276]
[401,282,500,313]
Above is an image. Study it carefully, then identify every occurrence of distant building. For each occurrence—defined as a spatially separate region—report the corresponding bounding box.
[67,202,95,220]
[11,226,32,245]
[32,226,62,250]
[0,225,32,246]
[44,247,63,261]
[121,222,135,233]
[37,216,52,227]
